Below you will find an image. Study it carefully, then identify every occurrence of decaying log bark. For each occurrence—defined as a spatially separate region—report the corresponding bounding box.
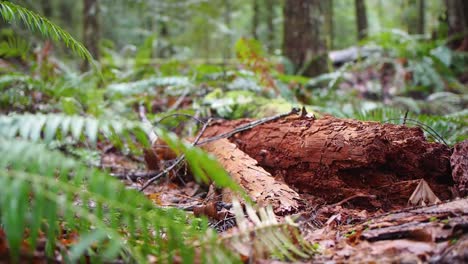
[200,138,302,215]
[203,115,454,210]
[451,140,468,197]
[306,198,468,263]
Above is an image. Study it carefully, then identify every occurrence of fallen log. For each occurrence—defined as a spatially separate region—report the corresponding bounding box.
[200,138,302,215]
[203,115,454,210]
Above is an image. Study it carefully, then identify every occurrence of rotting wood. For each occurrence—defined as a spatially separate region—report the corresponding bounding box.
[200,138,302,215]
[305,198,468,263]
[451,140,468,197]
[203,115,454,211]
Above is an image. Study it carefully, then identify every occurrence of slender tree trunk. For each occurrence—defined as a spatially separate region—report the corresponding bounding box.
[252,0,259,39]
[416,0,425,34]
[283,0,327,77]
[83,0,100,61]
[444,0,468,50]
[265,0,275,52]
[355,0,368,40]
[407,0,425,35]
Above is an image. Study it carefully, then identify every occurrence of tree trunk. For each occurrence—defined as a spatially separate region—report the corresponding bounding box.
[283,0,327,77]
[83,0,100,62]
[417,0,425,35]
[407,0,425,35]
[265,0,275,52]
[355,0,368,40]
[252,0,259,39]
[445,0,468,50]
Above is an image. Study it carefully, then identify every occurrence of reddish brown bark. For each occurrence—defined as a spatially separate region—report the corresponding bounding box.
[307,198,468,263]
[451,140,468,196]
[203,115,453,210]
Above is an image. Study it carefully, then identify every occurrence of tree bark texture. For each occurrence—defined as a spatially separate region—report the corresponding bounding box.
[451,140,468,197]
[83,0,100,60]
[203,115,454,211]
[355,0,368,40]
[283,0,327,77]
[307,198,468,263]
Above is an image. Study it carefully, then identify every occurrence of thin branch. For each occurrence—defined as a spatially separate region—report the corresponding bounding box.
[198,107,301,145]
[383,118,448,145]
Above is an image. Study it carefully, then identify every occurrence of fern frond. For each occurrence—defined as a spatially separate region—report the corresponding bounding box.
[0,138,238,263]
[353,107,467,145]
[107,76,191,96]
[0,112,243,191]
[0,1,93,62]
[221,200,318,261]
[0,113,151,147]
[0,35,29,59]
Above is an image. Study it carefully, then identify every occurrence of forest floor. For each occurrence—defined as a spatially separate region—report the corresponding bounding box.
[104,108,467,263]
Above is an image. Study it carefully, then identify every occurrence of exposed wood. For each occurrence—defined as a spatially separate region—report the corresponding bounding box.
[203,115,454,211]
[200,138,302,215]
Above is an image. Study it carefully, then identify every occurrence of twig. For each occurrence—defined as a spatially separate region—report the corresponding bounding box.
[138,118,213,192]
[198,107,301,145]
[327,194,376,208]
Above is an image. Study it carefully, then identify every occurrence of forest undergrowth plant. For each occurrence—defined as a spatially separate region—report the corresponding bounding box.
[235,38,278,95]
[0,1,92,62]
[221,200,319,261]
[352,108,467,145]
[0,4,247,262]
[366,29,465,93]
[0,138,240,263]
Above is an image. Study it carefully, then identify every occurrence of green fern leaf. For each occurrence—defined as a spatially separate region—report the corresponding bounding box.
[0,1,93,62]
[224,200,318,261]
[0,138,238,263]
